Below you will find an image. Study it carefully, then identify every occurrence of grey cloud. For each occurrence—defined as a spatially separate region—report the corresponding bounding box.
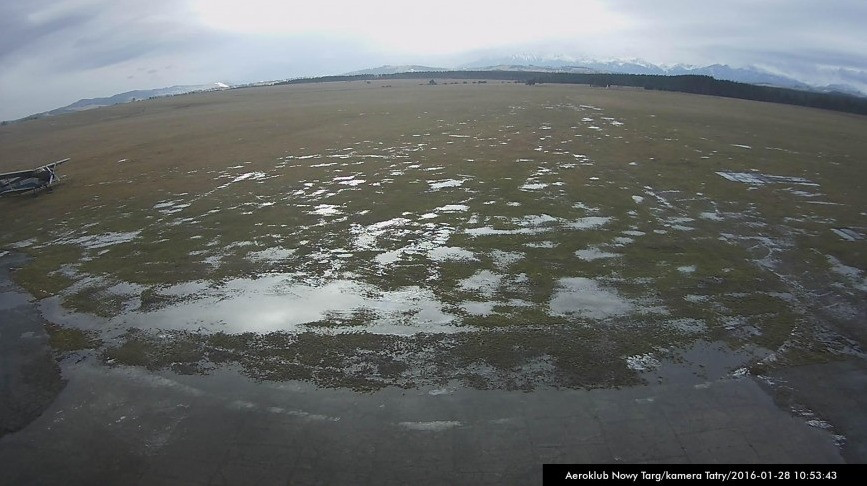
[0,1,84,52]
[585,0,867,90]
[2,0,224,71]
[835,68,867,84]
[610,0,867,57]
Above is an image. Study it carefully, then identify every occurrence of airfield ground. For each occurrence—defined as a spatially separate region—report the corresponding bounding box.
[0,80,865,482]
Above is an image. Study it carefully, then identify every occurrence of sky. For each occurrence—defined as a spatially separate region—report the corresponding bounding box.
[2,0,866,121]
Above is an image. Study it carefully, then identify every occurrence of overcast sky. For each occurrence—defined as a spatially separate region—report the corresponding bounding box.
[2,0,866,120]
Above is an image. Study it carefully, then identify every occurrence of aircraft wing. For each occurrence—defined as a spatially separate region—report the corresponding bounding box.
[0,168,37,180]
[0,158,69,179]
[37,158,70,171]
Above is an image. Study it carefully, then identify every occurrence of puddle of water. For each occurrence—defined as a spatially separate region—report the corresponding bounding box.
[626,353,661,372]
[831,228,863,242]
[716,172,766,185]
[613,237,634,245]
[549,277,634,319]
[700,212,723,221]
[489,250,524,269]
[717,172,817,186]
[435,204,469,212]
[520,182,549,191]
[684,294,709,303]
[218,172,269,189]
[826,256,867,292]
[53,231,141,250]
[459,270,503,298]
[248,247,296,262]
[0,290,32,311]
[461,301,496,316]
[153,200,190,215]
[428,179,466,190]
[428,246,477,262]
[575,248,620,262]
[375,249,404,265]
[789,190,823,198]
[669,225,694,232]
[468,215,610,237]
[9,239,37,248]
[398,421,462,431]
[665,318,707,334]
[525,241,556,248]
[113,275,461,335]
[466,226,536,236]
[311,204,342,216]
[352,218,413,249]
[564,216,611,230]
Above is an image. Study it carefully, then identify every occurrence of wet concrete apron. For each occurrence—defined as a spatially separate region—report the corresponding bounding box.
[0,252,65,437]
[0,252,851,486]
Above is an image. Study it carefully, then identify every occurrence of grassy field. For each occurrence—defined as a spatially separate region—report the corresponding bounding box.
[1,80,865,390]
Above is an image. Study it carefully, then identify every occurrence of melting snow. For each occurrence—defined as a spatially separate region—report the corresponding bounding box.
[575,248,620,261]
[428,179,466,190]
[700,212,723,221]
[435,204,469,212]
[311,204,342,216]
[248,247,296,262]
[398,421,462,431]
[461,301,496,316]
[428,247,477,262]
[459,270,503,298]
[626,354,661,371]
[54,231,141,250]
[520,182,549,191]
[231,172,267,183]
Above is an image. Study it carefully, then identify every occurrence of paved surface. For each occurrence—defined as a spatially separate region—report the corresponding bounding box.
[0,252,64,437]
[0,362,846,485]
[0,252,854,485]
[764,360,867,463]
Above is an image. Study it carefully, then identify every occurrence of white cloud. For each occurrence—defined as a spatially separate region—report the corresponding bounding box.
[190,0,632,55]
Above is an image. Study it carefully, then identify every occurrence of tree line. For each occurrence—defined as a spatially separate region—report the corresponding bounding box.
[275,71,867,116]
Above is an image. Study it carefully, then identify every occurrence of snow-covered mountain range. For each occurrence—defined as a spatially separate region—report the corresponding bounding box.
[352,56,864,96]
[457,55,864,96]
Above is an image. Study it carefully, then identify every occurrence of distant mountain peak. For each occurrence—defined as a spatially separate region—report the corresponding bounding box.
[343,65,446,76]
